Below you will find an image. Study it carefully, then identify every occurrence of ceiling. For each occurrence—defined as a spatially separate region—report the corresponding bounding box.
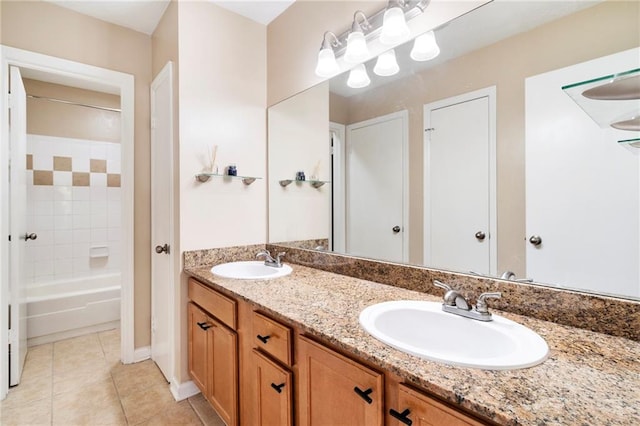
[46,0,296,35]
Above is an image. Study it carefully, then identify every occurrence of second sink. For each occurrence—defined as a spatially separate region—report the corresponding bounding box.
[211,261,292,280]
[359,300,549,370]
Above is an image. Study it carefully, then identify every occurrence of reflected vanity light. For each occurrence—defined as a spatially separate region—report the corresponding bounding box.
[347,64,371,88]
[344,11,372,64]
[380,0,411,46]
[374,49,400,76]
[315,31,341,78]
[410,30,440,61]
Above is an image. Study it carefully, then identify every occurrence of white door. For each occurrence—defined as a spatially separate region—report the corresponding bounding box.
[345,111,408,263]
[424,88,496,275]
[9,66,28,386]
[525,57,640,297]
[150,62,174,381]
[330,122,346,253]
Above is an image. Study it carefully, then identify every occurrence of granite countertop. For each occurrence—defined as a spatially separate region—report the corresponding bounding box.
[186,263,640,426]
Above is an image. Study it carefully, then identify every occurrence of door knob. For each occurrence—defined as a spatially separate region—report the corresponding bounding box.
[392,226,401,233]
[24,233,38,241]
[155,244,170,254]
[529,235,542,246]
[475,231,486,241]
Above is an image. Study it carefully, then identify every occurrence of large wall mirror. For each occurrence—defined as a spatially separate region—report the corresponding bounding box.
[267,0,640,300]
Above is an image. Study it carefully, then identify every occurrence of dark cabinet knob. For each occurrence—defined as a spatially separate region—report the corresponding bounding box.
[271,383,285,393]
[353,386,373,404]
[257,334,271,344]
[389,408,412,425]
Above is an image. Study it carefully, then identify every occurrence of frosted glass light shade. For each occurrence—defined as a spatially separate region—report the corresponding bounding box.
[344,31,370,64]
[380,7,410,46]
[347,64,371,89]
[410,31,440,61]
[374,49,399,76]
[315,48,340,77]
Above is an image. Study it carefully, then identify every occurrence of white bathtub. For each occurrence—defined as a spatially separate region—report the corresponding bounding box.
[26,273,121,345]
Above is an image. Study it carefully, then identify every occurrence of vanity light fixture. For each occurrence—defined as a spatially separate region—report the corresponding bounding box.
[347,64,371,88]
[410,30,440,61]
[374,49,400,76]
[344,11,372,64]
[380,0,411,46]
[315,31,341,78]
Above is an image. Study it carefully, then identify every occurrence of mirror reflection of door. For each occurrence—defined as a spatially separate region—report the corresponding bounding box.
[344,111,408,263]
[424,88,496,275]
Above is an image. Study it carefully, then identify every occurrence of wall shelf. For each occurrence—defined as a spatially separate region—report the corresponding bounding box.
[195,173,261,185]
[279,179,329,189]
[562,68,640,143]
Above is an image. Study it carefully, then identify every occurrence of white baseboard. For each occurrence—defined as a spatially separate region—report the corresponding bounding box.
[27,321,120,347]
[170,379,201,401]
[133,346,151,362]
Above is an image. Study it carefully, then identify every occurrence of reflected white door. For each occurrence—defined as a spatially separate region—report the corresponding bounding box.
[9,66,28,386]
[525,56,640,297]
[345,111,408,263]
[150,62,174,381]
[424,88,496,275]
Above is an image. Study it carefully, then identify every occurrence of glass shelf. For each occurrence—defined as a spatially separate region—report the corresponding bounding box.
[562,68,640,143]
[195,173,261,185]
[279,179,329,189]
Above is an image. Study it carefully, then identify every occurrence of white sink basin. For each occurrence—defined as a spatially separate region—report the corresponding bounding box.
[211,261,292,280]
[359,300,548,370]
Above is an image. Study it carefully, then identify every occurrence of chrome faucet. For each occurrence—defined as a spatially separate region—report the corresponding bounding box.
[256,250,286,268]
[433,280,501,321]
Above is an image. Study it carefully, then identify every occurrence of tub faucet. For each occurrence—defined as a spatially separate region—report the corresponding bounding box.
[256,250,286,268]
[433,280,501,321]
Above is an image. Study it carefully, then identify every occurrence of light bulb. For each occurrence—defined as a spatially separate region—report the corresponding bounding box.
[380,6,410,46]
[347,64,371,89]
[315,47,339,78]
[410,31,440,61]
[344,31,369,64]
[374,49,400,77]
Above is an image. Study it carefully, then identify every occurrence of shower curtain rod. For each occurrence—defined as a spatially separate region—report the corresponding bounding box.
[27,94,122,113]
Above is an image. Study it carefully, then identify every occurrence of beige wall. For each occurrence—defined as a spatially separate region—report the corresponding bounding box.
[24,79,121,143]
[333,0,640,272]
[2,0,153,348]
[175,0,267,382]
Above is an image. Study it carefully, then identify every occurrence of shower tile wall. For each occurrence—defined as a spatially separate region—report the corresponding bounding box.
[25,134,121,286]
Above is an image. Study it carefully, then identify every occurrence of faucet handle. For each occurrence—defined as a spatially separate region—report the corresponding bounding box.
[433,280,452,291]
[475,292,502,314]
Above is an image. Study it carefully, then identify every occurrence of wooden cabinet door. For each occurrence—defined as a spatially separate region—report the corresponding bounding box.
[253,349,293,426]
[297,336,384,426]
[188,302,209,393]
[390,384,486,426]
[207,318,239,426]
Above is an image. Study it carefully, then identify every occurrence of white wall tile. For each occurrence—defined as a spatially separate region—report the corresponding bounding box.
[90,144,107,160]
[54,215,73,231]
[34,215,54,231]
[53,186,73,201]
[54,230,73,245]
[91,186,107,201]
[72,200,91,216]
[91,200,108,215]
[72,258,90,275]
[32,186,54,201]
[107,211,121,228]
[107,228,121,242]
[72,187,91,201]
[33,245,53,263]
[34,274,55,284]
[91,228,108,243]
[72,229,91,243]
[33,200,54,216]
[107,187,121,202]
[53,171,72,186]
[90,173,107,187]
[32,230,54,246]
[53,200,73,216]
[34,260,54,277]
[72,242,90,259]
[32,154,52,170]
[54,259,74,276]
[73,215,91,230]
[54,245,73,260]
[74,157,90,173]
[91,214,108,228]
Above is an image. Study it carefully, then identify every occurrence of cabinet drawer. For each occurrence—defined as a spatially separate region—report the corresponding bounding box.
[188,278,237,330]
[252,311,292,366]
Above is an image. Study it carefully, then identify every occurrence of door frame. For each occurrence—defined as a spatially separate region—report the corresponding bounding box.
[345,110,409,263]
[423,86,497,275]
[329,122,346,253]
[150,61,175,384]
[0,46,136,399]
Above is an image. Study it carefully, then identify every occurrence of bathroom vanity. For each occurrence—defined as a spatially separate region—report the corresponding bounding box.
[185,253,640,426]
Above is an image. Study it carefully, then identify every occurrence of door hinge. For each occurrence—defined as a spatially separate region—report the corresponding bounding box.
[8,329,16,344]
[151,117,157,130]
[7,93,13,110]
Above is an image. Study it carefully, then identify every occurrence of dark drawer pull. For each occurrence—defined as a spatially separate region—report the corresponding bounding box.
[271,382,285,393]
[390,408,412,425]
[353,386,373,404]
[257,334,271,344]
[197,322,212,330]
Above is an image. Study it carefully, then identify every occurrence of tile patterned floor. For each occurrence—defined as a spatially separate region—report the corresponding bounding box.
[1,329,225,426]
